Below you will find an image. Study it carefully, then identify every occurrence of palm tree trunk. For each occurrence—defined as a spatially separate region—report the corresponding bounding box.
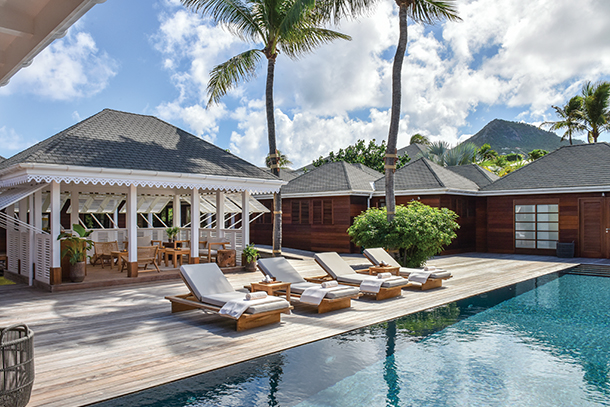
[266,56,282,257]
[385,4,408,222]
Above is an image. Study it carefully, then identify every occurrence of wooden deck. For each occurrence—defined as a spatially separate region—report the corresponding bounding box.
[1,253,608,407]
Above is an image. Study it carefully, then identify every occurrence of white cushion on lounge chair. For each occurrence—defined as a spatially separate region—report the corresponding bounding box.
[290,282,359,299]
[201,292,289,315]
[180,264,235,300]
[313,252,359,278]
[399,269,451,279]
[334,274,407,288]
[258,257,306,283]
[364,248,452,279]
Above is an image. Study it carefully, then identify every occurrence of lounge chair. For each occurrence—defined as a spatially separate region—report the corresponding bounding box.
[91,241,119,268]
[165,263,292,331]
[314,252,410,300]
[257,257,360,313]
[363,248,452,290]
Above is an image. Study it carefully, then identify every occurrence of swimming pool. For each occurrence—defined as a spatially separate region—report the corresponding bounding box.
[93,271,610,406]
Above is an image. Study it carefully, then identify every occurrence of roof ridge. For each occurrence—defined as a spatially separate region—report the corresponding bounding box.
[420,158,445,188]
[342,161,353,190]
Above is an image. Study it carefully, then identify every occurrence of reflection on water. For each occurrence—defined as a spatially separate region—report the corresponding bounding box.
[93,272,610,407]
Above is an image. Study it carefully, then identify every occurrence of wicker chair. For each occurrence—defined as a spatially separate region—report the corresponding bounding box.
[120,246,160,273]
[91,241,119,269]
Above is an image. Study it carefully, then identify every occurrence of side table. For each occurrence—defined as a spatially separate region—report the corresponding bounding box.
[368,265,400,276]
[250,281,291,303]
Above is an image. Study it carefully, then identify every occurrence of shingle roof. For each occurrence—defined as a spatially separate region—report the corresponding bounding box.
[0,109,277,181]
[397,143,428,159]
[373,158,479,191]
[0,156,5,163]
[260,167,300,182]
[282,161,382,194]
[447,164,499,188]
[482,142,610,191]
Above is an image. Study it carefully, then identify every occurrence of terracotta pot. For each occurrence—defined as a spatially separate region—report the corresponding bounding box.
[69,261,86,283]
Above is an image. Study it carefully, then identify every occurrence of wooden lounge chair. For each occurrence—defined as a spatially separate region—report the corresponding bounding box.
[314,252,410,300]
[165,263,292,331]
[363,248,452,290]
[119,246,160,272]
[257,257,360,313]
[91,241,119,269]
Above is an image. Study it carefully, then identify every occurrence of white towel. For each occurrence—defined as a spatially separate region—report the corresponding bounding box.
[300,285,344,305]
[321,280,338,288]
[424,266,436,271]
[408,271,432,284]
[377,272,392,279]
[246,291,267,300]
[360,277,385,294]
[219,296,275,318]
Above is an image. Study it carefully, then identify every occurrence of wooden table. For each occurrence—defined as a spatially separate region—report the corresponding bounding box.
[110,251,126,271]
[164,248,190,268]
[368,265,400,275]
[250,281,291,302]
[200,241,230,263]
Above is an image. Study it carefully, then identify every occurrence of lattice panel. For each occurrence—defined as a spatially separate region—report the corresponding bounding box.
[19,232,29,276]
[7,228,19,274]
[36,234,51,283]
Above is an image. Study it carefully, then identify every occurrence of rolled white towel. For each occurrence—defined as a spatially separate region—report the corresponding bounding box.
[377,272,392,279]
[262,275,274,283]
[424,266,436,271]
[321,280,338,288]
[246,291,268,300]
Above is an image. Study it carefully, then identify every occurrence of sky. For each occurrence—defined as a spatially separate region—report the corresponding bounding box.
[1,0,609,169]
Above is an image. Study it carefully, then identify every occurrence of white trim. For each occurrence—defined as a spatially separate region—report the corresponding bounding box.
[478,186,610,196]
[257,189,375,199]
[0,163,286,193]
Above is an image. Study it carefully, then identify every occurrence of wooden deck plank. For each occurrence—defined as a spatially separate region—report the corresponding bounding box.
[1,253,607,407]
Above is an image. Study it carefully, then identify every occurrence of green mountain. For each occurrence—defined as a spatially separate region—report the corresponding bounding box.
[463,119,584,155]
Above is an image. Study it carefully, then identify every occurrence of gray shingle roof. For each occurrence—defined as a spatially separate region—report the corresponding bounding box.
[282,161,382,194]
[397,143,428,159]
[374,158,479,191]
[260,167,300,182]
[447,164,499,188]
[0,109,277,181]
[482,142,610,191]
[0,156,5,163]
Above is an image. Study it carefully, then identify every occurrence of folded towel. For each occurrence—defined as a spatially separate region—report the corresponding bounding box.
[246,291,268,300]
[424,266,436,271]
[321,280,338,288]
[300,284,345,305]
[360,277,384,294]
[409,271,432,284]
[377,272,392,279]
[219,296,275,318]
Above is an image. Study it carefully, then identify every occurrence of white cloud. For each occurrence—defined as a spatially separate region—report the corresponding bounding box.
[0,29,118,101]
[0,127,36,155]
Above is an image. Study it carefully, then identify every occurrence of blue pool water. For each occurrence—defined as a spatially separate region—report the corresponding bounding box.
[95,272,610,406]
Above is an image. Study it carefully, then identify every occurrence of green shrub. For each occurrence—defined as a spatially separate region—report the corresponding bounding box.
[348,202,459,267]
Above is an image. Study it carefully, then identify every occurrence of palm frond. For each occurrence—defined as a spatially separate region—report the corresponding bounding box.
[278,0,317,36]
[280,27,351,59]
[409,0,461,25]
[182,0,262,42]
[207,49,264,105]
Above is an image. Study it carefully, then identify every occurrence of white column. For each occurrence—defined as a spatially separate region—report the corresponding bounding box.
[127,184,138,262]
[173,194,181,227]
[113,208,119,229]
[28,194,35,285]
[147,213,153,227]
[216,191,225,238]
[191,188,200,260]
[18,197,27,224]
[34,191,42,231]
[70,188,79,229]
[50,181,61,268]
[241,190,250,249]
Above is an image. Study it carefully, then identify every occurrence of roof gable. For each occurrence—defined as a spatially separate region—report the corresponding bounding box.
[397,143,428,159]
[447,164,500,188]
[282,161,382,195]
[482,143,610,191]
[0,109,277,181]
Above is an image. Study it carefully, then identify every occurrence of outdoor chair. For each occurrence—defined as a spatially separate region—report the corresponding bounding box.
[314,252,410,300]
[165,263,292,331]
[199,240,228,264]
[257,257,360,313]
[91,241,119,269]
[363,248,452,290]
[120,246,160,273]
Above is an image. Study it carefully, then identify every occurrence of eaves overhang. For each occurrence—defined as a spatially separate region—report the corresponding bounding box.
[0,163,286,194]
[478,186,610,196]
[255,189,375,199]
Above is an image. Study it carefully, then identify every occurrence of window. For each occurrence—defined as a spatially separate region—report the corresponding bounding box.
[515,204,559,249]
[312,199,333,224]
[291,200,310,224]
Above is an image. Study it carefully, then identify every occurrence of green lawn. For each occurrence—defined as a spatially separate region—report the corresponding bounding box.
[0,276,15,285]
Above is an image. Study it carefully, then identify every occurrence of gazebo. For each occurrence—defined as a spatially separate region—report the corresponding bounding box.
[0,109,284,289]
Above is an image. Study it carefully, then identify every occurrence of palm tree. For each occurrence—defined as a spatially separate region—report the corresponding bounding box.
[265,150,292,169]
[385,0,460,221]
[420,141,475,166]
[539,96,586,145]
[579,81,610,143]
[181,0,371,256]
[409,133,430,145]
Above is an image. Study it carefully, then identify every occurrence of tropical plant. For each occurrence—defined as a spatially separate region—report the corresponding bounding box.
[312,139,410,173]
[505,153,522,162]
[181,0,371,256]
[539,96,586,145]
[476,143,498,161]
[384,0,460,222]
[528,149,548,160]
[578,80,610,143]
[420,141,476,166]
[347,202,459,268]
[242,243,260,263]
[409,133,431,145]
[165,226,180,241]
[265,150,292,169]
[57,224,93,265]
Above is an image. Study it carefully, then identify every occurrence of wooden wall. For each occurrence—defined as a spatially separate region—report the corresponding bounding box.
[485,192,602,257]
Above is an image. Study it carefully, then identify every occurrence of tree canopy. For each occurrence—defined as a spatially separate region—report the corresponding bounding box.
[312,139,410,173]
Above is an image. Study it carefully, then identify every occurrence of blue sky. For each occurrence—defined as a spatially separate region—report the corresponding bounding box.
[1,0,609,168]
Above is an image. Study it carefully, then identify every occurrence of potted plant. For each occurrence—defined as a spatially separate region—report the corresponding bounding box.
[57,224,93,283]
[165,226,180,243]
[242,244,259,272]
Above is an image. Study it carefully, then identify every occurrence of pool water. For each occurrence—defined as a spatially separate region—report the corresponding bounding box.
[94,272,610,407]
